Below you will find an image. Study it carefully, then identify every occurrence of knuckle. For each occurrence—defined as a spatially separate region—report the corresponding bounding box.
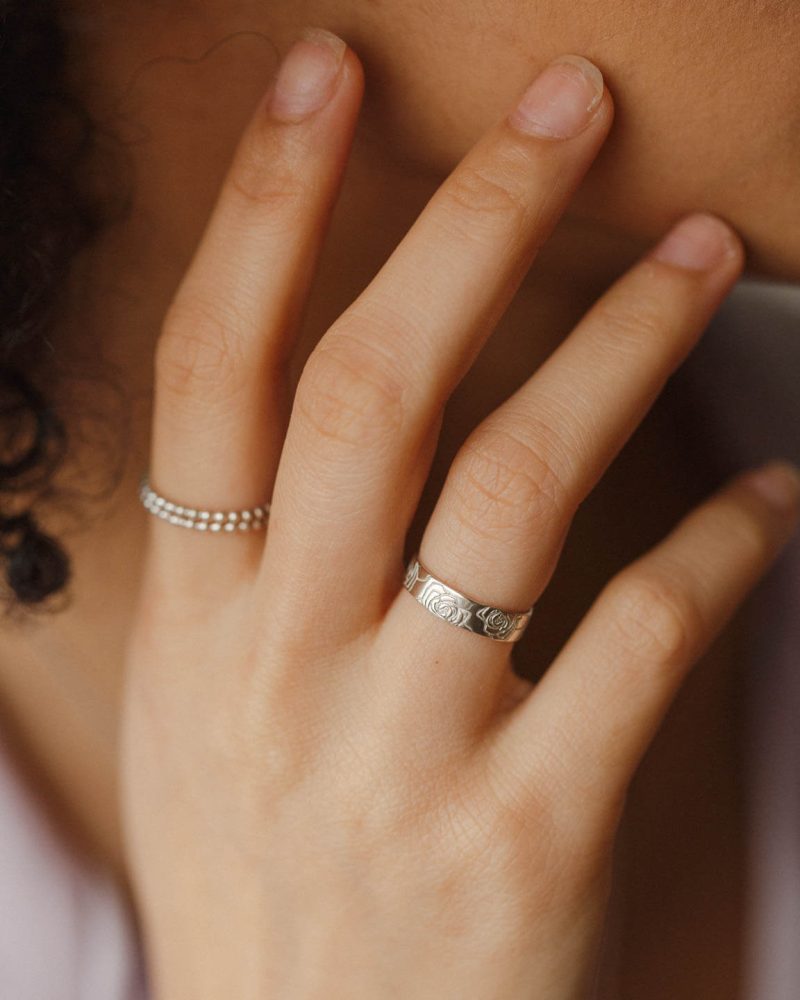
[603,570,704,671]
[455,756,582,903]
[229,131,309,215]
[294,333,408,451]
[713,499,776,563]
[482,742,611,893]
[448,426,568,544]
[590,293,668,350]
[441,159,529,242]
[157,298,248,402]
[437,767,547,877]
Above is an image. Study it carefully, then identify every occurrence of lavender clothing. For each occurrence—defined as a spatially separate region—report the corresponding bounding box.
[0,277,797,999]
[688,278,800,1000]
[0,723,149,999]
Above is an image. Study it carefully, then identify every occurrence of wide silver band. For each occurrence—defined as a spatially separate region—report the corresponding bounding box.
[138,475,270,533]
[403,555,533,643]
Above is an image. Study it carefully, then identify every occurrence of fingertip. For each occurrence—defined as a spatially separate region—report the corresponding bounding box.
[741,460,800,517]
[261,26,362,125]
[650,212,744,273]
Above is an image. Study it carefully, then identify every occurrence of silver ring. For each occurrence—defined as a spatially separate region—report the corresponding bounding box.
[138,475,271,533]
[403,554,533,643]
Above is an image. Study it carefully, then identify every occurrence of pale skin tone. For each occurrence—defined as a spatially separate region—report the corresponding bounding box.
[1,2,800,997]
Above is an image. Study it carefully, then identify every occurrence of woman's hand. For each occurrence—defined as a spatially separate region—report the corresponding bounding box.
[121,28,800,999]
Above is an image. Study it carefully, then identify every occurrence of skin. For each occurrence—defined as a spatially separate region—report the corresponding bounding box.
[0,1,798,996]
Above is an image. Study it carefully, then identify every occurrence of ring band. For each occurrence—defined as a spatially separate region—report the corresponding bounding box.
[403,554,534,643]
[138,475,271,533]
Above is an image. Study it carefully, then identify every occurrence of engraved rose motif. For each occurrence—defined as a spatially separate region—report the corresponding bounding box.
[420,582,470,627]
[404,560,419,590]
[476,605,517,640]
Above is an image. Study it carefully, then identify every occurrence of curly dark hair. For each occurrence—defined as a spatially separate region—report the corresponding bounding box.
[0,0,123,609]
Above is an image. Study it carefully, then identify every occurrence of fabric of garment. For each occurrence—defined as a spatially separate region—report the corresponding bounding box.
[0,277,797,999]
[0,724,149,999]
[686,278,800,1000]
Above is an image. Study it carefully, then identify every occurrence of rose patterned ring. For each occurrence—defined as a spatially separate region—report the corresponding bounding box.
[402,554,534,643]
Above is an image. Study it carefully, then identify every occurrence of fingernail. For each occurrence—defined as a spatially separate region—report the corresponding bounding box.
[509,55,604,139]
[746,460,800,513]
[651,213,741,271]
[268,27,346,122]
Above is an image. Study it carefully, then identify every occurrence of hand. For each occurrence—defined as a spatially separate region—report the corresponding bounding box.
[121,28,800,1000]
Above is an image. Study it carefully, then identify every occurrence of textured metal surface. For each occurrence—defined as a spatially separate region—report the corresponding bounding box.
[403,555,533,642]
[138,475,270,533]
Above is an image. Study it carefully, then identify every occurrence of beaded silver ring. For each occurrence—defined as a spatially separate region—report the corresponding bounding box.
[138,475,270,533]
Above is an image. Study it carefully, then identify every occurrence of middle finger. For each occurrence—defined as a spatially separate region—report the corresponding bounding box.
[262,55,613,631]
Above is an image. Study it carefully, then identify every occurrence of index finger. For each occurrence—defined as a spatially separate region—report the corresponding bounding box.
[145,30,363,580]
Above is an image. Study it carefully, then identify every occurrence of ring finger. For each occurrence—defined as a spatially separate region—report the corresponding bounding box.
[381,210,743,727]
